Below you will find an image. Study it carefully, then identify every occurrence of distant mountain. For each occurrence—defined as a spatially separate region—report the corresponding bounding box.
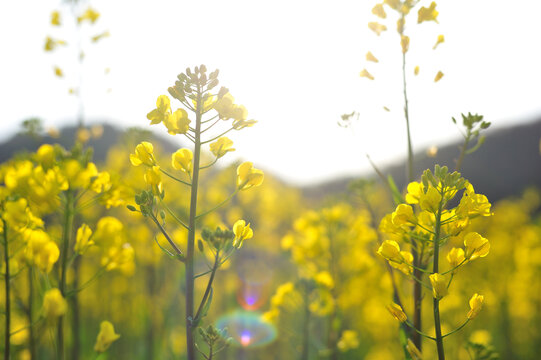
[303,118,541,203]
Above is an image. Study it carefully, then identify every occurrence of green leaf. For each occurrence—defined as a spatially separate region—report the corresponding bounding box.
[387,175,405,205]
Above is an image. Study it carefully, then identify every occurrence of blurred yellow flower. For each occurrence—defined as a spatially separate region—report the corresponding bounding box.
[75,223,94,254]
[237,162,264,190]
[372,4,386,19]
[467,293,484,319]
[386,302,407,322]
[429,273,448,299]
[434,71,444,82]
[368,22,387,36]
[401,35,410,54]
[130,142,155,167]
[414,66,420,75]
[54,66,63,77]
[366,51,379,63]
[51,11,61,26]
[418,2,439,24]
[210,137,235,158]
[171,148,193,175]
[78,7,100,24]
[360,69,375,80]
[377,240,401,262]
[233,219,253,248]
[42,288,68,320]
[337,330,359,352]
[433,34,445,49]
[464,232,490,260]
[147,95,171,125]
[94,321,120,352]
[163,109,190,135]
[391,204,415,226]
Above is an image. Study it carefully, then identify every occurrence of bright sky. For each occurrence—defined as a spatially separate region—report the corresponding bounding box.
[1,0,541,185]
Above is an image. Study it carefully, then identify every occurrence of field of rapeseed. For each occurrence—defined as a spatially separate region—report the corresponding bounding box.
[1,1,540,359]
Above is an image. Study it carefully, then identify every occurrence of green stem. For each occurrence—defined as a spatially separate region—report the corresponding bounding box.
[158,198,189,230]
[150,214,185,261]
[442,319,470,338]
[160,168,192,187]
[433,198,445,360]
[28,267,36,360]
[58,190,75,360]
[186,83,203,360]
[196,190,238,220]
[3,219,11,360]
[193,250,220,324]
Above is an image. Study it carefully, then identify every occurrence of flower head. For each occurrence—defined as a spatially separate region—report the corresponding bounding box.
[387,302,407,322]
[42,289,68,320]
[171,148,193,174]
[467,293,484,319]
[233,220,253,248]
[94,321,121,353]
[237,162,264,190]
[129,142,155,167]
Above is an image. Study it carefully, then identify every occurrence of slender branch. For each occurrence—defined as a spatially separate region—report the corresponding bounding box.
[442,319,470,338]
[404,320,437,341]
[196,190,238,220]
[200,157,219,170]
[433,195,446,360]
[158,198,189,230]
[150,214,185,261]
[193,250,220,323]
[160,168,192,187]
[3,218,11,360]
[201,118,221,134]
[201,127,235,144]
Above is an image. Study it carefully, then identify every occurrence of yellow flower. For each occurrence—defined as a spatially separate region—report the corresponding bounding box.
[401,35,410,54]
[77,7,100,24]
[464,232,490,260]
[94,321,121,353]
[51,11,61,26]
[434,71,444,82]
[34,241,60,273]
[368,22,387,36]
[433,34,445,49]
[54,66,63,77]
[36,144,56,168]
[314,271,334,289]
[366,51,379,63]
[419,186,442,212]
[386,302,407,322]
[144,166,162,191]
[360,69,375,80]
[147,95,171,125]
[418,2,438,24]
[405,181,424,204]
[237,162,264,190]
[210,137,235,158]
[391,251,413,275]
[75,224,94,254]
[163,109,190,135]
[447,247,465,268]
[42,289,67,320]
[233,219,253,248]
[429,273,448,299]
[414,66,420,76]
[371,4,386,19]
[391,204,415,226]
[467,293,484,319]
[171,148,193,174]
[377,240,401,262]
[44,37,65,52]
[384,0,401,11]
[337,330,359,352]
[129,142,155,167]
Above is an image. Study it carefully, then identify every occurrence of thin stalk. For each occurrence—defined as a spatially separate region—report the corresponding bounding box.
[433,199,445,360]
[3,219,11,360]
[193,250,220,324]
[454,134,470,172]
[70,257,81,360]
[58,191,75,360]
[186,85,203,360]
[400,17,422,350]
[300,286,310,360]
[28,268,36,360]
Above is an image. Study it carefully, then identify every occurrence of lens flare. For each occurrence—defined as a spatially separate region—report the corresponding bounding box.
[216,311,277,348]
[235,251,276,310]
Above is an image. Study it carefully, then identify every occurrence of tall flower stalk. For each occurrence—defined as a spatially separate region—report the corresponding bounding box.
[130,65,263,359]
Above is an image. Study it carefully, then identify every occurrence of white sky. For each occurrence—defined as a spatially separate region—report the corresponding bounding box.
[1,0,541,185]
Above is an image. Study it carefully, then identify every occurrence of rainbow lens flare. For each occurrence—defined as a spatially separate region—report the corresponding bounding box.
[216,311,277,348]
